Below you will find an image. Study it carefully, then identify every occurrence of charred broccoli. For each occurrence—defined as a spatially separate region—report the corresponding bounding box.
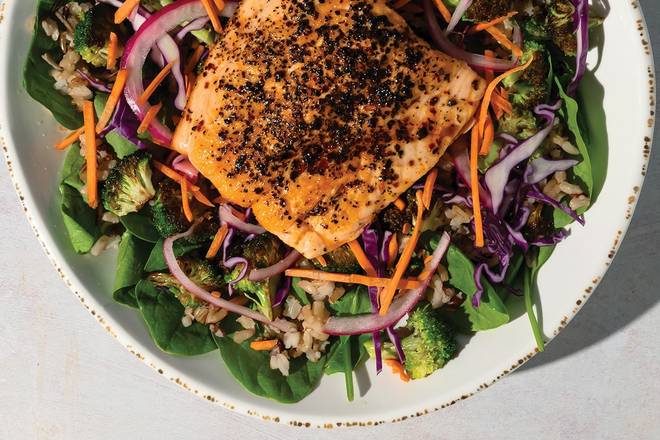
[312,244,361,273]
[497,108,539,140]
[380,205,405,232]
[464,0,510,22]
[73,4,117,68]
[502,41,550,110]
[226,266,278,320]
[149,257,225,307]
[363,303,457,379]
[149,180,188,237]
[102,151,155,217]
[548,0,578,56]
[243,233,285,268]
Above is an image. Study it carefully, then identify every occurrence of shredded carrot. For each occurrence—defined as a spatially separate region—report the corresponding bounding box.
[379,191,425,316]
[200,0,223,33]
[137,102,163,134]
[402,223,411,234]
[388,234,398,267]
[478,56,534,139]
[484,26,523,58]
[431,0,452,22]
[138,62,175,106]
[213,0,225,12]
[284,269,423,290]
[206,224,229,259]
[491,91,513,117]
[250,340,278,351]
[114,0,140,24]
[211,291,221,298]
[483,50,496,83]
[470,11,518,33]
[153,161,201,191]
[348,240,377,276]
[384,359,410,382]
[185,45,206,76]
[470,128,485,248]
[96,69,128,133]
[315,255,328,267]
[107,32,118,70]
[393,0,412,9]
[180,178,194,223]
[422,168,438,210]
[151,137,176,151]
[192,190,215,207]
[83,101,98,208]
[479,115,495,156]
[230,206,247,221]
[55,127,83,150]
[394,198,406,211]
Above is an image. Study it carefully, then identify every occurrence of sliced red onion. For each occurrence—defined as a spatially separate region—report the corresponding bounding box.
[155,36,187,110]
[485,114,555,213]
[120,0,208,145]
[324,233,451,336]
[423,0,516,72]
[445,0,472,35]
[172,155,199,182]
[77,69,111,92]
[175,16,210,40]
[163,227,290,331]
[218,205,266,235]
[524,158,579,185]
[221,227,235,263]
[567,0,589,95]
[248,250,301,281]
[224,256,248,296]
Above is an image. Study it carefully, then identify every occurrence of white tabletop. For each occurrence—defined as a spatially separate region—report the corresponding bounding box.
[1,2,658,439]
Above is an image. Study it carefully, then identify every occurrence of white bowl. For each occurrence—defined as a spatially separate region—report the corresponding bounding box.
[0,0,655,427]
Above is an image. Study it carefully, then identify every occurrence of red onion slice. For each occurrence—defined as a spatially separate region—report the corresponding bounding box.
[248,250,301,281]
[324,233,451,336]
[172,155,199,182]
[218,205,266,235]
[163,226,291,331]
[445,0,473,35]
[175,16,210,40]
[423,0,516,72]
[120,0,208,145]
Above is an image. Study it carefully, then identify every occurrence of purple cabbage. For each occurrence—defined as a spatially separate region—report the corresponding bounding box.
[567,0,590,95]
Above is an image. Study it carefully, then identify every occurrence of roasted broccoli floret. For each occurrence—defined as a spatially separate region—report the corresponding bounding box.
[548,0,578,56]
[380,205,405,232]
[226,267,278,320]
[363,303,457,379]
[149,257,225,307]
[149,180,188,237]
[243,233,285,268]
[502,41,550,110]
[102,151,155,217]
[497,108,539,140]
[465,0,510,22]
[312,244,361,273]
[73,4,116,68]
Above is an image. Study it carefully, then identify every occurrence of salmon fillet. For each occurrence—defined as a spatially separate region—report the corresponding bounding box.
[173,0,486,258]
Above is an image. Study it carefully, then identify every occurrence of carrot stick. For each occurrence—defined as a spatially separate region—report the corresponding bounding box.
[470,128,484,248]
[394,198,406,211]
[200,0,223,33]
[213,0,225,12]
[192,190,215,207]
[153,161,201,191]
[393,0,412,8]
[315,255,328,267]
[402,223,411,234]
[384,359,410,382]
[431,0,452,22]
[348,240,377,276]
[55,127,84,150]
[180,178,194,223]
[388,234,398,267]
[82,101,97,208]
[96,69,128,133]
[479,115,495,156]
[107,32,119,70]
[206,224,229,259]
[470,11,518,33]
[137,102,163,134]
[249,340,278,351]
[379,191,425,316]
[491,92,513,116]
[284,269,423,290]
[478,57,534,139]
[114,0,140,24]
[138,62,175,106]
[484,27,523,58]
[422,168,438,209]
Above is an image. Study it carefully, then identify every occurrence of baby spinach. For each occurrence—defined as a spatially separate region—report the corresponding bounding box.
[214,335,326,404]
[24,0,82,129]
[120,211,160,243]
[143,238,206,272]
[60,145,85,190]
[290,277,310,305]
[523,246,555,352]
[113,232,153,308]
[60,184,100,254]
[135,279,216,356]
[328,286,372,316]
[446,245,510,331]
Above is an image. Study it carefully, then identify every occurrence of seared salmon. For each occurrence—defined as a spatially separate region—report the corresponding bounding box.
[173,0,486,258]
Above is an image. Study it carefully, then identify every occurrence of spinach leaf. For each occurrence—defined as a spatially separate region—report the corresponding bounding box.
[60,145,85,190]
[328,286,372,316]
[325,333,370,375]
[214,335,326,403]
[290,277,310,305]
[60,183,100,254]
[135,279,216,356]
[446,245,510,331]
[120,211,160,243]
[113,232,153,308]
[24,0,82,129]
[94,93,138,158]
[523,246,555,352]
[144,238,206,272]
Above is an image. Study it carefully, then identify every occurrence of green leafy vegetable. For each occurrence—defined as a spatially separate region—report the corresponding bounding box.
[120,211,160,243]
[328,286,372,316]
[523,246,555,352]
[135,279,216,356]
[24,0,82,129]
[94,94,139,158]
[113,232,153,308]
[143,238,206,272]
[291,277,310,305]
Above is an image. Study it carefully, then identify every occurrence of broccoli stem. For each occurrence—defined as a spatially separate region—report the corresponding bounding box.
[523,267,545,352]
[341,336,354,401]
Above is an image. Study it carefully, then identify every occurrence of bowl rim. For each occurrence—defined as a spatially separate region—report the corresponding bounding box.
[0,0,655,428]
